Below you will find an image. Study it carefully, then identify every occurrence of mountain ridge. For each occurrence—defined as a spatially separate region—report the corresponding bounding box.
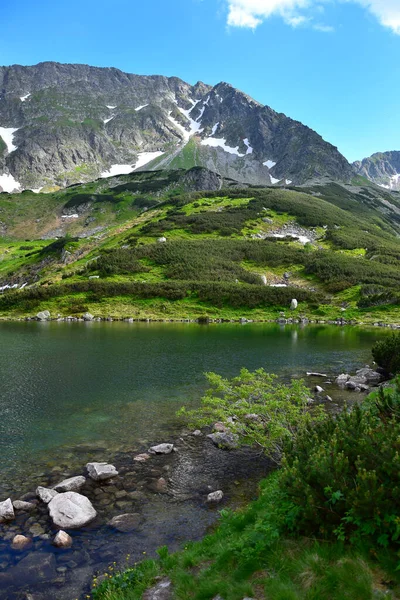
[0,61,355,191]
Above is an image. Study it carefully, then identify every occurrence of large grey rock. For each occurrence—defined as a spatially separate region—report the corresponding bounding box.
[148,443,174,455]
[108,513,142,532]
[36,486,58,504]
[336,373,350,386]
[54,475,86,492]
[290,299,298,310]
[206,490,224,504]
[36,310,50,321]
[207,431,239,450]
[82,312,94,321]
[48,491,97,529]
[0,498,14,522]
[86,462,119,481]
[355,367,382,384]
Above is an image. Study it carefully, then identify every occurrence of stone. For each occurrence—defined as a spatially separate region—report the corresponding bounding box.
[11,534,33,551]
[260,275,267,285]
[13,500,36,512]
[355,367,382,384]
[54,475,86,492]
[336,373,350,386]
[36,486,58,504]
[157,237,167,243]
[29,523,45,537]
[82,312,94,321]
[207,432,239,450]
[148,443,174,455]
[213,422,229,433]
[206,490,224,504]
[150,477,168,493]
[48,492,97,529]
[86,462,119,481]
[53,530,73,549]
[142,578,172,600]
[10,552,57,586]
[36,310,50,321]
[107,513,142,532]
[0,498,14,522]
[290,299,298,310]
[133,453,151,462]
[192,429,202,436]
[315,385,324,393]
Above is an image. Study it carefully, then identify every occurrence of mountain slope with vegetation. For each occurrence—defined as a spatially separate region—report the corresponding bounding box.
[0,167,399,324]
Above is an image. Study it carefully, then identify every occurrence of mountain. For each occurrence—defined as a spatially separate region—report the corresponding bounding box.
[353,151,400,191]
[0,61,354,192]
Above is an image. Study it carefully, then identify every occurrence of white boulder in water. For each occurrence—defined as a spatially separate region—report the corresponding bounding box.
[54,476,86,492]
[36,486,58,504]
[0,498,14,522]
[86,462,118,481]
[48,492,97,529]
[148,443,174,455]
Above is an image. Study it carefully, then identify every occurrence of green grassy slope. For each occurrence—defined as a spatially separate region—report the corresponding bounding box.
[0,169,399,323]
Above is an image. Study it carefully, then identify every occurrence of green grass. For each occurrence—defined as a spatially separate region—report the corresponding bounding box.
[92,472,399,600]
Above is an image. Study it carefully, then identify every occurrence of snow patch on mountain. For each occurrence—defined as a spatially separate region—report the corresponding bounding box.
[103,116,114,124]
[243,138,253,154]
[134,151,164,170]
[379,174,400,190]
[0,127,19,153]
[263,159,276,169]
[106,105,116,109]
[135,104,148,111]
[201,137,245,157]
[0,172,21,193]
[270,176,280,184]
[100,164,134,178]
[20,93,30,102]
[211,123,219,135]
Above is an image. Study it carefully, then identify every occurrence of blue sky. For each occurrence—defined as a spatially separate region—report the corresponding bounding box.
[0,0,399,162]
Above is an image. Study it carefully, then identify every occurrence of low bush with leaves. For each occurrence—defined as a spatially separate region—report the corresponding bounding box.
[372,333,400,375]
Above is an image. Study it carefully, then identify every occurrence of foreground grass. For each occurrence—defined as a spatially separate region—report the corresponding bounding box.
[92,473,399,600]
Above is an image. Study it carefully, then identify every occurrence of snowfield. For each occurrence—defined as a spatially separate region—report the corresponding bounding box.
[0,173,21,193]
[200,137,245,157]
[133,151,164,170]
[0,127,19,153]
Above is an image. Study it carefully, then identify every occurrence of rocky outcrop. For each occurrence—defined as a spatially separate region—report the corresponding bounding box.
[48,491,97,529]
[354,151,400,190]
[86,462,118,481]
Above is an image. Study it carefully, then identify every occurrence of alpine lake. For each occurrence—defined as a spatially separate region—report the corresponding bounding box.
[0,321,391,599]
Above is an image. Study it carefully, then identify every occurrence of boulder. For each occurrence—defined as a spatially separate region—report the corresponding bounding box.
[315,385,324,393]
[148,443,174,455]
[206,490,224,504]
[86,462,119,481]
[108,513,142,532]
[54,476,86,492]
[11,534,33,551]
[9,552,57,586]
[133,453,151,462]
[13,500,36,512]
[142,578,172,600]
[336,373,350,386]
[149,477,168,493]
[53,530,73,549]
[36,486,58,504]
[157,237,167,243]
[290,299,298,310]
[260,275,267,285]
[213,422,229,433]
[48,492,97,529]
[207,431,239,450]
[355,367,382,384]
[36,310,50,321]
[82,312,94,321]
[0,498,14,522]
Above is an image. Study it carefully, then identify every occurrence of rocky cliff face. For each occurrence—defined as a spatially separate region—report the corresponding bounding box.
[0,61,354,191]
[353,151,400,190]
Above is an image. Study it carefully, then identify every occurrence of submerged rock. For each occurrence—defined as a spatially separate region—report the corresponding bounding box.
[54,475,86,492]
[48,492,97,529]
[13,500,36,512]
[133,453,151,462]
[0,498,14,522]
[108,513,142,532]
[148,443,174,455]
[86,462,118,481]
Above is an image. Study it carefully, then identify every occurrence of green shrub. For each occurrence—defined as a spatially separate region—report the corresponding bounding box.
[280,382,400,547]
[372,334,400,375]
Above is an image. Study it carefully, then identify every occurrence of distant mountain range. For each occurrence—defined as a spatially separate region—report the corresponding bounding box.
[353,151,400,191]
[0,61,361,192]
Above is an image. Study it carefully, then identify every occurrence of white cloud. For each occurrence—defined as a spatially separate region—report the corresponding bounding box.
[225,0,400,34]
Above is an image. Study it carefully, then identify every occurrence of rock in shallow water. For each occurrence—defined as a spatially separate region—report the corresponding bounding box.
[53,530,73,548]
[11,534,33,551]
[207,432,239,450]
[36,486,58,504]
[54,475,86,492]
[48,492,97,529]
[148,443,174,455]
[86,462,119,481]
[0,498,14,522]
[108,513,142,532]
[13,500,36,512]
[206,490,224,504]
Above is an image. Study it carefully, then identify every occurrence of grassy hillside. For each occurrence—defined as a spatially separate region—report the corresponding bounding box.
[0,168,399,323]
